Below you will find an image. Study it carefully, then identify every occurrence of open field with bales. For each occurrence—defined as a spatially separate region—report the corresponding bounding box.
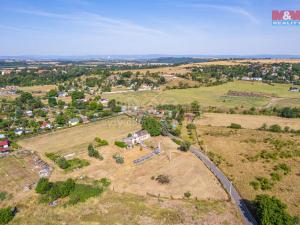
[197,125,300,215]
[12,191,241,225]
[196,113,300,130]
[104,81,300,108]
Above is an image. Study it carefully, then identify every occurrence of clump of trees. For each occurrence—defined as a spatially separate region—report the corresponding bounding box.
[254,195,295,225]
[88,144,103,160]
[35,178,103,205]
[0,207,15,225]
[179,141,191,152]
[141,116,162,136]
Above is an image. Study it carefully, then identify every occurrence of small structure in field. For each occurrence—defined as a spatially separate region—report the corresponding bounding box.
[122,130,150,148]
[289,87,299,92]
[68,118,80,126]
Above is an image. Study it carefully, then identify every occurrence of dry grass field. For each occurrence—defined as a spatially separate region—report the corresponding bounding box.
[18,116,227,200]
[0,156,39,208]
[12,191,241,225]
[18,85,57,96]
[18,115,140,156]
[197,125,300,216]
[117,59,300,75]
[104,81,300,108]
[196,113,300,130]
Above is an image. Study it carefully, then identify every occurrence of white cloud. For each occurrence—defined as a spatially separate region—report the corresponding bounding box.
[193,3,260,24]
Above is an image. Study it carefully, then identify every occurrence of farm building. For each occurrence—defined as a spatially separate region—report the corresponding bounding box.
[122,130,150,148]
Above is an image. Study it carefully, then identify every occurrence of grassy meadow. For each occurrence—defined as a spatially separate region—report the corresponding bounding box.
[104,81,300,108]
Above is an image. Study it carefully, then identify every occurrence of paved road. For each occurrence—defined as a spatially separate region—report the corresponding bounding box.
[190,147,258,225]
[163,125,258,225]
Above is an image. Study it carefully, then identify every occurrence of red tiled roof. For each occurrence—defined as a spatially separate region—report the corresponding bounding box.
[0,140,9,146]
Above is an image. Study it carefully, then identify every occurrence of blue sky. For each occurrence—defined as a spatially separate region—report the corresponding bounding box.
[0,0,300,56]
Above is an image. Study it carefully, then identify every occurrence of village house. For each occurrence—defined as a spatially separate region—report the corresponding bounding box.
[58,91,68,97]
[14,128,25,136]
[122,130,150,148]
[99,98,109,105]
[0,139,9,152]
[25,110,33,117]
[40,121,53,130]
[68,118,80,126]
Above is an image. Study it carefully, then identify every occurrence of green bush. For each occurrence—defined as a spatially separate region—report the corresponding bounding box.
[35,178,52,194]
[255,177,273,191]
[100,178,111,187]
[184,191,191,198]
[88,144,103,160]
[68,184,102,205]
[270,172,282,182]
[186,123,196,130]
[274,163,291,175]
[228,123,242,129]
[113,154,124,164]
[114,141,127,148]
[0,192,7,201]
[56,157,69,169]
[0,207,14,225]
[141,116,162,136]
[255,194,294,225]
[268,124,282,133]
[249,181,260,190]
[94,137,109,146]
[179,141,191,152]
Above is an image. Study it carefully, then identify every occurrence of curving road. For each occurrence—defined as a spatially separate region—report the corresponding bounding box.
[190,147,258,225]
[162,124,258,225]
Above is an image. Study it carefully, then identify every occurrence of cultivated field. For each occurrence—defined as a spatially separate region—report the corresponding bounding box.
[196,113,300,130]
[12,191,241,225]
[18,116,227,200]
[104,81,300,108]
[198,126,300,215]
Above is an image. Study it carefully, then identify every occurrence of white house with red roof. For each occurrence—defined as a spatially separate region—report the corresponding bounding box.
[0,139,9,153]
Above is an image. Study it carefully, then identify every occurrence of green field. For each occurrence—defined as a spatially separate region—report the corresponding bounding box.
[104,81,300,108]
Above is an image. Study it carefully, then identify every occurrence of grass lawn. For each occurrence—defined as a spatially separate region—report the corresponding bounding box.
[104,81,300,108]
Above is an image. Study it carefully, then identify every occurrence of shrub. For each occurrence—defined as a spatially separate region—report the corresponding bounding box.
[274,163,291,175]
[88,144,103,160]
[56,157,69,169]
[114,141,127,148]
[256,177,273,191]
[113,154,124,164]
[249,181,260,190]
[268,124,282,133]
[155,175,170,184]
[68,184,102,205]
[228,123,242,129]
[94,137,109,146]
[270,172,282,182]
[100,178,111,187]
[35,178,52,194]
[184,191,191,198]
[186,123,196,130]
[0,192,7,201]
[254,194,294,225]
[0,207,15,225]
[179,141,191,152]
